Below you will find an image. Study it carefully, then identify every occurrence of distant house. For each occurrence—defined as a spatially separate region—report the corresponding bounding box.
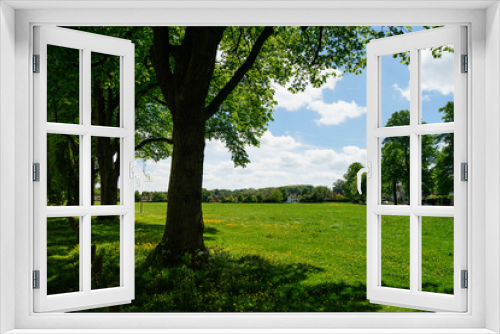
[286,195,300,203]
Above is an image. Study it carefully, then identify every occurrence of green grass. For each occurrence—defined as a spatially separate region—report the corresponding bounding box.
[46,202,454,312]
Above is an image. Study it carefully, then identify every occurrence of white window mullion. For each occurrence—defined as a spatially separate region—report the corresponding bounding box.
[81,47,92,295]
[453,26,468,306]
[122,48,135,296]
[366,48,379,299]
[409,47,420,295]
[33,26,49,306]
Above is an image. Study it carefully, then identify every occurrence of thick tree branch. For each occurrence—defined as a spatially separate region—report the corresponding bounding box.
[152,96,169,107]
[135,137,173,151]
[311,27,324,65]
[135,83,159,108]
[151,27,176,114]
[203,27,274,120]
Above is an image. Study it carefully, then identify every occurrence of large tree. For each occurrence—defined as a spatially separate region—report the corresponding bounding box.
[147,26,414,266]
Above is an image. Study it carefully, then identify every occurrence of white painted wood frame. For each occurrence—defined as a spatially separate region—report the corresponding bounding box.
[366,26,467,312]
[32,26,135,313]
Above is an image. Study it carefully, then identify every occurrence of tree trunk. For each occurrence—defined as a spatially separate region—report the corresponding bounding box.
[148,26,228,267]
[95,136,120,222]
[153,118,207,266]
[392,178,398,205]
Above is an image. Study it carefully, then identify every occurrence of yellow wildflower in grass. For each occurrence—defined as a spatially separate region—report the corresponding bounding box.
[204,219,224,224]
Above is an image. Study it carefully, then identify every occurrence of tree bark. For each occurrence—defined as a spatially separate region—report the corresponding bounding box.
[392,178,398,205]
[95,137,120,207]
[154,117,207,266]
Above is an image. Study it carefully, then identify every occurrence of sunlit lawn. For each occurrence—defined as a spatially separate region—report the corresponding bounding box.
[46,202,453,312]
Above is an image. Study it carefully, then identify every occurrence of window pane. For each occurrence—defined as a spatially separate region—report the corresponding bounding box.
[92,137,121,205]
[47,45,80,124]
[381,136,410,205]
[421,216,454,295]
[47,134,80,206]
[422,134,454,206]
[47,217,80,295]
[91,52,121,127]
[420,46,454,124]
[381,215,410,289]
[91,216,121,290]
[381,52,410,127]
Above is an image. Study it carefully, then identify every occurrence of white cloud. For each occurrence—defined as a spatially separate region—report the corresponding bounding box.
[308,100,366,125]
[273,69,366,126]
[392,49,454,100]
[272,70,342,112]
[393,83,410,101]
[421,48,454,95]
[309,100,367,126]
[138,131,366,191]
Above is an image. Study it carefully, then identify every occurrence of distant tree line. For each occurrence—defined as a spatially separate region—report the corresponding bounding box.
[134,184,348,204]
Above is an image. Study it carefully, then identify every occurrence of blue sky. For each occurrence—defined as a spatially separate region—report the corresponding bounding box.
[138,27,454,192]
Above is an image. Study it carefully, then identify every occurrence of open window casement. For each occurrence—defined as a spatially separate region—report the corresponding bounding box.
[33,26,135,312]
[364,26,467,312]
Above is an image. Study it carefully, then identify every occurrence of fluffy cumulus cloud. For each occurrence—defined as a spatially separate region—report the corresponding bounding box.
[273,70,366,125]
[392,83,410,101]
[393,48,454,100]
[309,100,367,126]
[272,71,342,112]
[420,48,454,95]
[137,131,366,191]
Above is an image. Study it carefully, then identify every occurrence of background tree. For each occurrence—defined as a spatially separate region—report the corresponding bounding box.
[332,179,345,195]
[201,189,211,202]
[147,26,412,266]
[433,102,454,196]
[256,192,264,203]
[245,194,257,203]
[310,186,330,202]
[343,162,366,202]
[237,194,245,203]
[381,110,436,204]
[47,27,174,232]
[267,188,284,203]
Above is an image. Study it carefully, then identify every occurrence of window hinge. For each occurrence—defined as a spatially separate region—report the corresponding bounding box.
[33,270,40,289]
[461,162,468,181]
[461,54,468,73]
[33,54,40,73]
[461,270,468,289]
[33,163,40,182]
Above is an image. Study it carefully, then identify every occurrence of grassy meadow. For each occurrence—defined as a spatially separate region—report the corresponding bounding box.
[46,202,454,312]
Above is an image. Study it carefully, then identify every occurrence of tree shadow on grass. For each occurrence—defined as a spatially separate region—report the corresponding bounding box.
[50,220,386,313]
[110,250,385,313]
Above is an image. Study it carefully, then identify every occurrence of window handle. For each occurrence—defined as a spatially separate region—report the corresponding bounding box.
[357,162,371,195]
[129,161,146,194]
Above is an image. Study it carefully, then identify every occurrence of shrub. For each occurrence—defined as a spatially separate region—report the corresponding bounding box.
[267,188,284,203]
[152,192,167,202]
[245,194,257,203]
[333,194,345,201]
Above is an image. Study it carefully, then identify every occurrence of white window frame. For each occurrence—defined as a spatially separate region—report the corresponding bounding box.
[366,26,468,312]
[1,1,499,333]
[33,26,136,313]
